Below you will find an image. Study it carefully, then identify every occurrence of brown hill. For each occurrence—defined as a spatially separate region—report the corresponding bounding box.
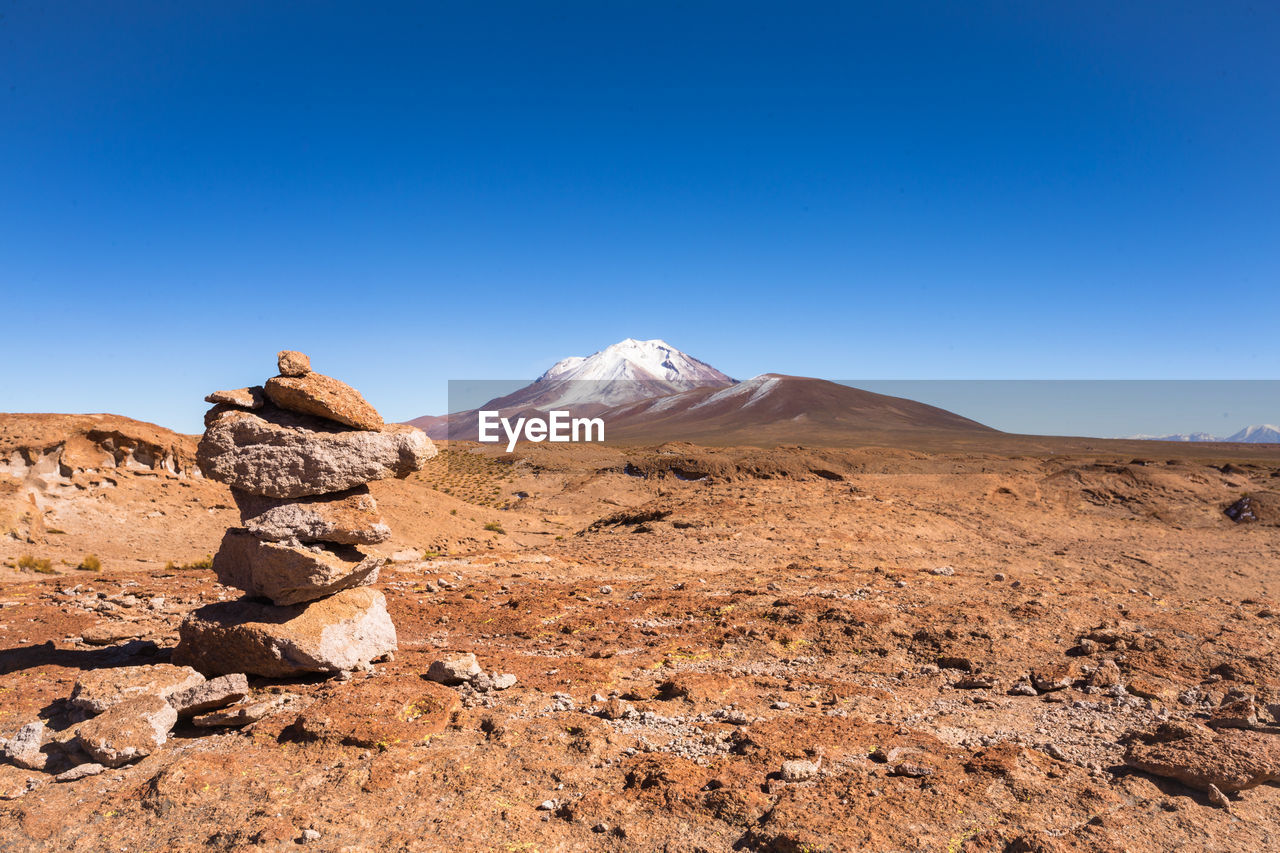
[599,374,995,445]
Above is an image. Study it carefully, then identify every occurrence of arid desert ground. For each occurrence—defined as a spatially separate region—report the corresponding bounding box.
[2,413,1279,851]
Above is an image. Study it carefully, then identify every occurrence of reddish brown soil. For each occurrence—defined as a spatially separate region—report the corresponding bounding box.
[2,417,1279,851]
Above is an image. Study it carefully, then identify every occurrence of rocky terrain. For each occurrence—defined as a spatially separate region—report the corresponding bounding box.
[1,411,1279,850]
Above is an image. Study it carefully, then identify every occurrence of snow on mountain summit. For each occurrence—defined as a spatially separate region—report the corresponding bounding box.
[538,338,733,387]
[469,338,737,412]
[1226,424,1280,443]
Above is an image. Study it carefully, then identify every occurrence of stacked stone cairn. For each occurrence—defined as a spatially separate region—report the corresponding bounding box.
[174,351,435,677]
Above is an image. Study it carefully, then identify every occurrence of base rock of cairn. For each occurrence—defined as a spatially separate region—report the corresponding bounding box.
[174,351,435,676]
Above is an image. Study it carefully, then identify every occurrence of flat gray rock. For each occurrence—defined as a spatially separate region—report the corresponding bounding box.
[212,529,385,606]
[193,694,302,728]
[197,405,435,498]
[70,665,205,714]
[54,763,106,783]
[168,673,250,716]
[234,486,391,545]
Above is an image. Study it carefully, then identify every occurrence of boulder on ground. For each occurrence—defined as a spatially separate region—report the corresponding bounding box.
[197,405,434,498]
[69,664,205,714]
[173,587,397,677]
[264,373,383,430]
[75,696,177,767]
[212,529,384,606]
[1123,721,1280,792]
[234,486,391,545]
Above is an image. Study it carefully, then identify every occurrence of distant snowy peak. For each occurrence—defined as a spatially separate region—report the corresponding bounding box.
[1226,424,1280,443]
[537,338,734,387]
[1129,425,1280,443]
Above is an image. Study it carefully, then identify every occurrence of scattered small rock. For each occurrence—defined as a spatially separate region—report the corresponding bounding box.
[1030,664,1075,693]
[1207,783,1232,812]
[780,759,820,781]
[889,762,934,778]
[54,763,106,783]
[1068,638,1100,657]
[597,697,636,721]
[426,653,482,685]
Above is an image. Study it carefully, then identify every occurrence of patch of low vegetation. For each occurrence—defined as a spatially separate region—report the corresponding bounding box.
[416,447,516,508]
[483,521,506,535]
[17,554,55,574]
[165,554,214,571]
[77,554,102,572]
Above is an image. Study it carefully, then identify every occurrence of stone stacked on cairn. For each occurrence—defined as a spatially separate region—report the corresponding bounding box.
[174,351,435,676]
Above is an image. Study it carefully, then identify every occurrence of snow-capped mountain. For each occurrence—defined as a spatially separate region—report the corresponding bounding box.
[1128,425,1280,443]
[407,338,735,437]
[1226,424,1280,443]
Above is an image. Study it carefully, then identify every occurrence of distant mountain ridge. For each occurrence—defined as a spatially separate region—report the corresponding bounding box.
[1129,424,1280,444]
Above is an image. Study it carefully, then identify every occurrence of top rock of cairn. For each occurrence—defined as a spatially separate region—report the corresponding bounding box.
[277,350,311,377]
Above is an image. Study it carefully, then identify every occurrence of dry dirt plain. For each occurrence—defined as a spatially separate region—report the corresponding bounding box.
[1,414,1279,851]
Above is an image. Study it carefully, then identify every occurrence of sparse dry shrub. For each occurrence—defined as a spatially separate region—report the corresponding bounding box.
[18,554,54,573]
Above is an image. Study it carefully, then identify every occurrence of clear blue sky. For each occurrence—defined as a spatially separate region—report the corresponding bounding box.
[2,1,1277,434]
